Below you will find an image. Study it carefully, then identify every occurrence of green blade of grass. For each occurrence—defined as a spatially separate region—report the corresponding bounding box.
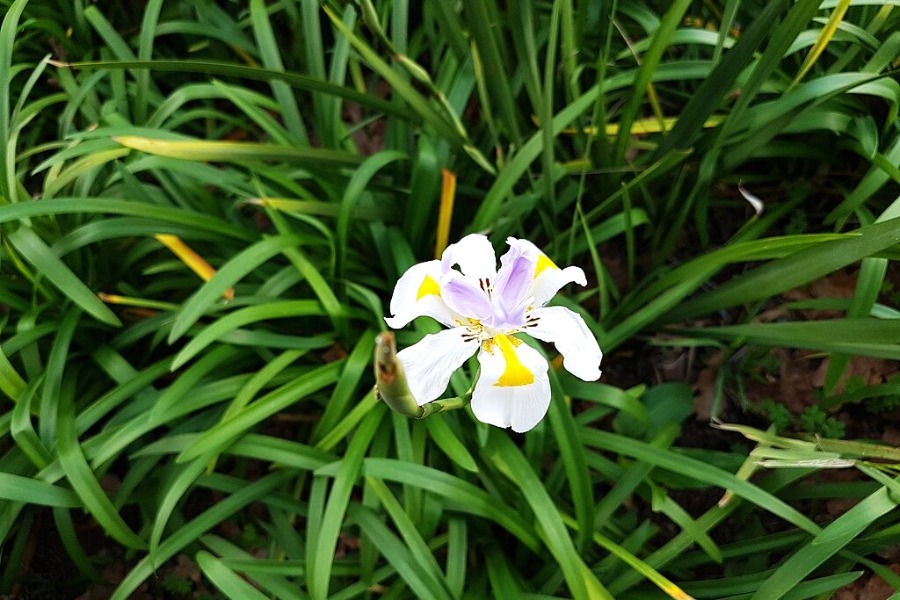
[308,409,383,600]
[249,0,308,145]
[547,370,594,553]
[56,388,147,549]
[581,429,821,535]
[11,379,52,468]
[462,0,521,145]
[0,473,80,507]
[134,0,163,125]
[335,150,407,294]
[750,482,899,600]
[0,339,27,402]
[664,216,900,323]
[6,227,121,327]
[349,502,453,600]
[56,59,412,123]
[332,457,541,551]
[487,433,611,600]
[792,0,853,85]
[562,513,694,600]
[424,416,478,473]
[323,7,463,146]
[0,197,252,240]
[200,536,305,600]
[115,136,362,168]
[224,434,336,471]
[652,0,792,158]
[167,234,302,343]
[176,360,344,463]
[612,0,692,164]
[679,318,900,360]
[364,477,456,600]
[171,299,330,369]
[312,328,377,444]
[110,470,294,600]
[149,459,208,558]
[197,550,272,600]
[0,0,29,202]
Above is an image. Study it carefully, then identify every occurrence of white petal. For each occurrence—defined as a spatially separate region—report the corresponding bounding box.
[526,306,602,381]
[471,335,550,433]
[441,233,497,283]
[530,264,587,307]
[385,260,457,329]
[397,328,479,405]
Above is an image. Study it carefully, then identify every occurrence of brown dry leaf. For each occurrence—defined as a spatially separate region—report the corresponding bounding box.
[882,427,900,447]
[173,554,202,584]
[811,356,900,394]
[322,342,349,363]
[693,350,723,420]
[344,81,390,155]
[744,349,821,414]
[783,269,859,316]
[334,531,361,559]
[834,563,900,600]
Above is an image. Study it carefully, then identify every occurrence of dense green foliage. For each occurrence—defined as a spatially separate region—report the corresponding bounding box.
[1,0,900,598]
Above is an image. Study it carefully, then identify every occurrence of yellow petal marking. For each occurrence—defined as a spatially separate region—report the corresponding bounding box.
[416,275,441,300]
[534,253,559,278]
[493,334,535,387]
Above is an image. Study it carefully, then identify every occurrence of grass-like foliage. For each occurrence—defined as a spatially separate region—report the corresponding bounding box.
[2,0,900,598]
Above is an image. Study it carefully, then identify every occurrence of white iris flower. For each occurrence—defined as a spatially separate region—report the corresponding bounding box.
[385,234,603,432]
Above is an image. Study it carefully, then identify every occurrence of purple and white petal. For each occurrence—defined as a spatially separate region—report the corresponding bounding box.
[505,238,587,306]
[494,239,537,316]
[470,335,550,433]
[441,233,497,284]
[526,306,602,381]
[397,328,480,405]
[440,270,493,321]
[385,260,457,329]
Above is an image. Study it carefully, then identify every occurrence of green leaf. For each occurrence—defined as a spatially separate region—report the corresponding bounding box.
[750,483,899,600]
[115,136,360,168]
[0,473,80,507]
[424,416,478,473]
[581,429,821,535]
[488,433,611,600]
[56,389,147,549]
[171,300,330,369]
[168,234,302,343]
[665,217,900,323]
[197,550,271,600]
[308,409,383,600]
[110,471,294,600]
[6,227,121,326]
[177,360,344,462]
[680,318,900,360]
[363,477,455,600]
